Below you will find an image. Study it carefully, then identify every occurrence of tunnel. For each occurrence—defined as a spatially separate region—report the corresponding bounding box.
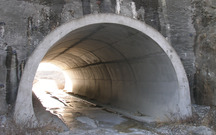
[14,14,191,126]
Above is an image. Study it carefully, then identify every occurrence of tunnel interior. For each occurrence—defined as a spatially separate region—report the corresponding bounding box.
[39,23,180,121]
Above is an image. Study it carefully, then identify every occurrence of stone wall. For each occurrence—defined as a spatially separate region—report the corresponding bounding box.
[0,0,196,113]
[164,0,195,97]
[193,0,216,106]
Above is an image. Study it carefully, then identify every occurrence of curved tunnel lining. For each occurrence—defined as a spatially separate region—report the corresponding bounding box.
[14,14,191,126]
[43,23,179,119]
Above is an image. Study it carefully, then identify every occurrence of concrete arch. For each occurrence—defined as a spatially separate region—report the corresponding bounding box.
[14,14,191,126]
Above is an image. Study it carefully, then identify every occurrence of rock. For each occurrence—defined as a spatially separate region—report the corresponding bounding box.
[76,117,98,128]
[59,131,71,135]
[0,115,7,125]
[191,126,215,135]
[129,128,158,135]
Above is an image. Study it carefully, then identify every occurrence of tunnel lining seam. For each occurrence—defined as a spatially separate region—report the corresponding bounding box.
[50,26,106,60]
[47,51,165,70]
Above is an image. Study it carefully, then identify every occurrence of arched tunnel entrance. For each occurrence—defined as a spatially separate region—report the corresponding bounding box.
[14,14,191,126]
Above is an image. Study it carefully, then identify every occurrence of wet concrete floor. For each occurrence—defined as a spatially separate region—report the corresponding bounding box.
[33,81,158,134]
[32,79,216,135]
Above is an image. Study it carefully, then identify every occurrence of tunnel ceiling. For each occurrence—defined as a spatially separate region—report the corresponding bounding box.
[44,24,175,80]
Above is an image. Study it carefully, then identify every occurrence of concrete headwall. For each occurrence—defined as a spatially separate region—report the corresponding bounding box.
[1,0,213,124]
[14,14,191,126]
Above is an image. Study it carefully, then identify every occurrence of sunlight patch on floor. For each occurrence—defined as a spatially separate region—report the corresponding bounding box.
[33,79,65,109]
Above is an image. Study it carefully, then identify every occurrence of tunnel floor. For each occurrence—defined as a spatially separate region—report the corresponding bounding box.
[33,80,216,134]
[34,81,156,134]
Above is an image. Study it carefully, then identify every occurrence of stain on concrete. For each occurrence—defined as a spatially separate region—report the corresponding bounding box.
[27,17,33,46]
[133,0,161,30]
[5,46,19,105]
[81,0,91,15]
[100,0,115,13]
[0,22,6,38]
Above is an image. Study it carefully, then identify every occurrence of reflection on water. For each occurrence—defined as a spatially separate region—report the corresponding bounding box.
[32,79,156,134]
[32,63,158,133]
[33,79,65,109]
[32,79,128,130]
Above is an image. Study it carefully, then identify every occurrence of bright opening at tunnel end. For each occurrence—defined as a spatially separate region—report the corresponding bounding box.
[33,62,73,110]
[33,62,73,94]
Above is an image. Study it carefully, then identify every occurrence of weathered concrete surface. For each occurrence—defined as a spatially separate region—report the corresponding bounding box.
[15,14,191,125]
[0,0,204,128]
[158,0,196,101]
[2,0,216,134]
[0,50,7,115]
[5,46,19,105]
[193,0,216,106]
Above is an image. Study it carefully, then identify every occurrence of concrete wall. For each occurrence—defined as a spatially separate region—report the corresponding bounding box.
[14,15,191,126]
[193,0,216,106]
[161,0,195,98]
[0,0,209,123]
